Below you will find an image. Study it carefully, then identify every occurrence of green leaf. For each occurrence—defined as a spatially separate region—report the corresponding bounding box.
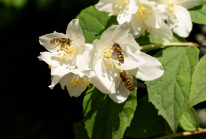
[189,1,206,25]
[124,96,166,138]
[180,108,199,131]
[188,54,206,108]
[73,120,90,139]
[83,85,137,139]
[146,46,199,133]
[76,6,118,44]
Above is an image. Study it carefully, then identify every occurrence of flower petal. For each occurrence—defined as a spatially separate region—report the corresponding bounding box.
[95,0,115,13]
[141,0,161,28]
[100,22,130,46]
[49,75,62,89]
[117,0,138,24]
[38,52,61,68]
[169,6,192,37]
[66,19,85,53]
[76,52,90,71]
[131,17,143,35]
[91,58,115,94]
[121,34,141,50]
[150,21,173,42]
[133,52,164,81]
[109,81,130,103]
[39,32,67,53]
[177,0,201,9]
[114,50,145,70]
[90,39,103,69]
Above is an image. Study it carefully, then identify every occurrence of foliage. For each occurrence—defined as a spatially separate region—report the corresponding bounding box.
[83,85,137,139]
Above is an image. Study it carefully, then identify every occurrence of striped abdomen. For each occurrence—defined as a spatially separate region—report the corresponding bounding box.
[113,43,124,63]
[120,72,134,91]
[50,38,67,44]
[116,50,124,63]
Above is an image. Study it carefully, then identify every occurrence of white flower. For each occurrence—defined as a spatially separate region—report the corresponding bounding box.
[90,22,164,103]
[96,0,139,24]
[39,19,90,71]
[130,0,173,42]
[154,0,201,37]
[38,52,94,97]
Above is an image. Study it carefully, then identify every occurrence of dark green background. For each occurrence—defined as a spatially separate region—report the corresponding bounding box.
[0,0,205,139]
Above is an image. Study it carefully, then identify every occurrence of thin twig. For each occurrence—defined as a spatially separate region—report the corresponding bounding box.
[155,128,206,139]
[140,42,206,52]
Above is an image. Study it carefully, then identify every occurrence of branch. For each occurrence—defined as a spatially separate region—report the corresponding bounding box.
[155,128,206,139]
[140,42,206,52]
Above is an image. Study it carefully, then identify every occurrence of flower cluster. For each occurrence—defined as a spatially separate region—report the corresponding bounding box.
[38,18,164,103]
[38,0,200,103]
[96,0,200,39]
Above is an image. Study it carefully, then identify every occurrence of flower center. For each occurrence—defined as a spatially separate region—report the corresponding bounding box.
[69,75,91,89]
[135,4,152,21]
[56,42,78,61]
[161,0,181,18]
[113,0,130,9]
[101,45,117,69]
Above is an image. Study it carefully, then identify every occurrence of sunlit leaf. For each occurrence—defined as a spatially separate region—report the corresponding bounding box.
[124,96,166,138]
[146,46,199,133]
[189,0,206,25]
[180,108,199,131]
[83,85,137,139]
[188,54,206,108]
[76,6,118,43]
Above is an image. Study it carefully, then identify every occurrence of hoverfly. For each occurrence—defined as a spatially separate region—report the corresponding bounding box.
[50,38,72,49]
[112,43,139,65]
[117,70,145,92]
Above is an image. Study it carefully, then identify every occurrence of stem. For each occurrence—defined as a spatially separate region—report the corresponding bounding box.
[140,42,206,52]
[155,128,206,139]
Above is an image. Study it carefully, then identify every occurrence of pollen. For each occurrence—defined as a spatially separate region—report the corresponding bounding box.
[59,44,78,60]
[163,0,179,17]
[135,4,152,22]
[113,0,129,9]
[48,65,51,69]
[70,75,91,89]
[57,50,59,52]
[70,80,74,85]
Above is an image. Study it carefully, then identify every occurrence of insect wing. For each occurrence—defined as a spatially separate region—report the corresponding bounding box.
[47,43,60,51]
[116,80,128,94]
[136,81,146,88]
[111,51,118,60]
[123,51,139,62]
[127,77,145,88]
[132,79,145,88]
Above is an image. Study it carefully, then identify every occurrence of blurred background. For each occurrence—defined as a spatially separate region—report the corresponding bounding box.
[0,0,206,139]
